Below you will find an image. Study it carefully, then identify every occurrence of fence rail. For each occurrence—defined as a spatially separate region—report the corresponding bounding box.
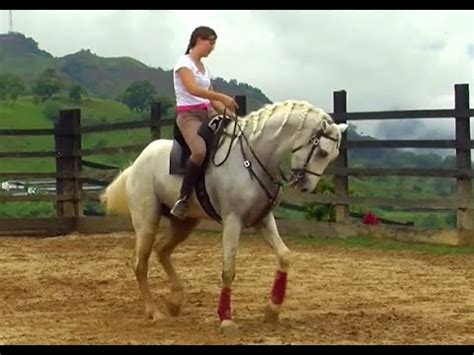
[342,140,474,149]
[324,167,474,178]
[329,108,474,120]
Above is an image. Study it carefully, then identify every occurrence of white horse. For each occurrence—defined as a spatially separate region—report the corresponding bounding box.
[101,100,348,334]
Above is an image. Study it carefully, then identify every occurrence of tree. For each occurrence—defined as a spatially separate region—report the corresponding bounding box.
[119,80,157,112]
[9,76,25,104]
[0,76,7,100]
[69,84,87,103]
[32,68,62,102]
[0,74,25,104]
[155,95,176,118]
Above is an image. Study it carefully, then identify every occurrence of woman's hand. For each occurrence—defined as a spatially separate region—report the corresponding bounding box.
[219,94,239,112]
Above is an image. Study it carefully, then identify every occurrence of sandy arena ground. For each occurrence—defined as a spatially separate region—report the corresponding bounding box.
[0,231,473,345]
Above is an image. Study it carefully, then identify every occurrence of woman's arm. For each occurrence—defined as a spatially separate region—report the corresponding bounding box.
[178,68,238,112]
[209,84,237,119]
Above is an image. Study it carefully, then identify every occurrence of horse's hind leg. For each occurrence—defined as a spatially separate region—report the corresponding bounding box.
[129,197,163,322]
[154,216,199,317]
[255,213,291,323]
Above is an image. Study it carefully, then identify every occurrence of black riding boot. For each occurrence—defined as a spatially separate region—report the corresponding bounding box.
[170,160,202,219]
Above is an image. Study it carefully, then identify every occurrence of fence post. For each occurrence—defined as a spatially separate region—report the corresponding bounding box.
[235,95,247,116]
[55,109,82,232]
[150,102,161,140]
[454,84,472,230]
[333,90,350,223]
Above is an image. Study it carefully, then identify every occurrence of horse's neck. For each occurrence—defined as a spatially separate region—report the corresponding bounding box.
[232,111,305,174]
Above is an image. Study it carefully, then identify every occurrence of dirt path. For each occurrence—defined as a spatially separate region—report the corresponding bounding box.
[0,231,473,344]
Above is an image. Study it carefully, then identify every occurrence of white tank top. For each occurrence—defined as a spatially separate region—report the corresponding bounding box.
[173,54,212,107]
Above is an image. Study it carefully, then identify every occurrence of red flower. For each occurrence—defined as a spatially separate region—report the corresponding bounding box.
[363,212,379,225]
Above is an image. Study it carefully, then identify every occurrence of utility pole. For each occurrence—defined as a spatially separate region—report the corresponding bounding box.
[9,10,13,33]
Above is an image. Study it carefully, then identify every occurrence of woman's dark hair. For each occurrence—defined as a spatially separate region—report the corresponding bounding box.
[185,26,217,54]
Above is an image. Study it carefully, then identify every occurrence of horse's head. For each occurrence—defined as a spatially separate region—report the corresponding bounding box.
[289,118,348,192]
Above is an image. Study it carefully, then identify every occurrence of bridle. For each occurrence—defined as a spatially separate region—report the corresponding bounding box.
[287,128,339,187]
[211,113,339,206]
[212,113,282,205]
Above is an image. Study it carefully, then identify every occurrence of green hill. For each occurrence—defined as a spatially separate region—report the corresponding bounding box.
[0,32,271,112]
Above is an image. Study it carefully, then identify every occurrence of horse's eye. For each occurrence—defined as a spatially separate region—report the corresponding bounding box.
[318,149,329,158]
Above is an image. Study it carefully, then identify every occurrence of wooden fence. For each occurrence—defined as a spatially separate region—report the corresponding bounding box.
[0,84,472,243]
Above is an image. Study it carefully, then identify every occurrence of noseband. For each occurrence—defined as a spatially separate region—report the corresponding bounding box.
[288,129,339,186]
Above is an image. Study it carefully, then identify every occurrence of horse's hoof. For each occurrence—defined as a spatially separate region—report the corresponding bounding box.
[263,304,280,323]
[146,306,165,323]
[220,320,239,336]
[165,300,182,317]
[164,293,183,317]
[151,310,166,323]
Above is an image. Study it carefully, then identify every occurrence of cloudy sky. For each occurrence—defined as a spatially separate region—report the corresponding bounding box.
[1,10,473,151]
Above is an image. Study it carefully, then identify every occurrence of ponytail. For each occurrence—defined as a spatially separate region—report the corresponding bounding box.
[185,40,192,54]
[185,26,217,55]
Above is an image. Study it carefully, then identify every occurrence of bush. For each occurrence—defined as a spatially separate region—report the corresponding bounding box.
[84,201,105,216]
[42,101,61,123]
[445,211,456,228]
[303,177,358,222]
[304,177,336,222]
[419,214,442,228]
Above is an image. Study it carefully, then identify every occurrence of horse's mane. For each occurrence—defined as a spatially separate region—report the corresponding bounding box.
[223,100,333,142]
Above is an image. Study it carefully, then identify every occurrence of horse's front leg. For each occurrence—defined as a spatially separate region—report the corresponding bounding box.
[218,213,242,335]
[255,213,291,323]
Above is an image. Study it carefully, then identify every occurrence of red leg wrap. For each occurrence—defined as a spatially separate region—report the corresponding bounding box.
[217,287,232,321]
[271,270,287,305]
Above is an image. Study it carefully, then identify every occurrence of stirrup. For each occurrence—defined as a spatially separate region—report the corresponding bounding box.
[170,198,188,219]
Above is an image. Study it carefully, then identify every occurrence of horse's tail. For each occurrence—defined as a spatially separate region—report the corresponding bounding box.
[100,167,131,216]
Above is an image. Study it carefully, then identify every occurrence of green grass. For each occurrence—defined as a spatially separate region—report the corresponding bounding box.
[274,205,307,220]
[288,234,474,255]
[0,95,148,127]
[0,201,55,218]
[350,176,457,200]
[345,175,463,228]
[0,96,173,172]
[0,96,51,128]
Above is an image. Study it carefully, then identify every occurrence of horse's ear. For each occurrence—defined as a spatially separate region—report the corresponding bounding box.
[321,119,330,133]
[337,123,349,133]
